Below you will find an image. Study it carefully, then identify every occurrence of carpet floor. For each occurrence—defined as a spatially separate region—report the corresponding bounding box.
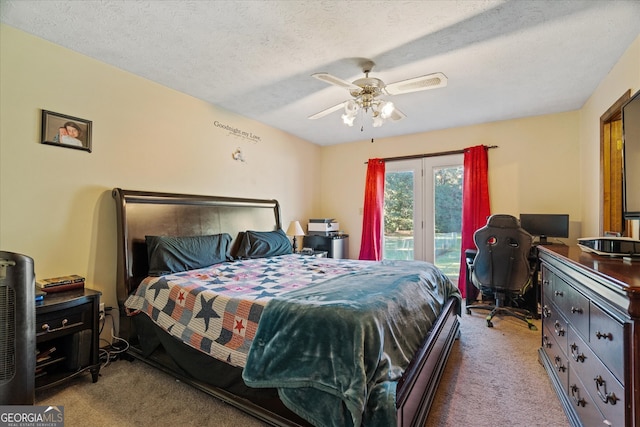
[35,305,568,426]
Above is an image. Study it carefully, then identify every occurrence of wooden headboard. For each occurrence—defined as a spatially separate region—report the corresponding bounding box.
[112,188,282,308]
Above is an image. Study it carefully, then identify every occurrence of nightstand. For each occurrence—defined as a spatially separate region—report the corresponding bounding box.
[35,288,101,390]
[302,250,328,258]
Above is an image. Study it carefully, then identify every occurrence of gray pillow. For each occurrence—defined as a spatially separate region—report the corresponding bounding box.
[235,229,292,259]
[146,234,232,276]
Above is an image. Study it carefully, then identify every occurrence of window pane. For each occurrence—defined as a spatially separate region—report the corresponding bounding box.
[384,170,414,260]
[433,166,463,282]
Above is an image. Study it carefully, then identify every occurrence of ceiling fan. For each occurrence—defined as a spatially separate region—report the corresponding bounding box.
[308,60,447,128]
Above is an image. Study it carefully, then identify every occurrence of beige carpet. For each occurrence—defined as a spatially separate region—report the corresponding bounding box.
[427,308,567,426]
[35,306,568,426]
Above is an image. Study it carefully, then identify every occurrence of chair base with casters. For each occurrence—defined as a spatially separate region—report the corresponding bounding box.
[466,289,538,330]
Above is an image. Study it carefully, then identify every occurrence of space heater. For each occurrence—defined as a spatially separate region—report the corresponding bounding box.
[0,251,35,405]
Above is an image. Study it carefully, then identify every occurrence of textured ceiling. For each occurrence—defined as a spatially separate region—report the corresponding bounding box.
[2,0,640,146]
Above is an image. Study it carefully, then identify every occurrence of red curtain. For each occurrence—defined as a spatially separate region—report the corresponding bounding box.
[359,159,385,261]
[457,145,491,297]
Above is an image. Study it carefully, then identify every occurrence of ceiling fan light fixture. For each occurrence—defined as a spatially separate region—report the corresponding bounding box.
[344,99,358,115]
[339,98,396,128]
[342,112,356,126]
[372,115,384,128]
[342,99,358,126]
[379,101,395,119]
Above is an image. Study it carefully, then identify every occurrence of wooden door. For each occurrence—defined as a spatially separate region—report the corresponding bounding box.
[601,91,631,237]
[603,119,624,234]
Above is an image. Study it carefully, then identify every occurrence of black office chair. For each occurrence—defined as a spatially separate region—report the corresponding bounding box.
[465,214,537,330]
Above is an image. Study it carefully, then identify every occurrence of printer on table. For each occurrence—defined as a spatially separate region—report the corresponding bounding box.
[303,219,349,259]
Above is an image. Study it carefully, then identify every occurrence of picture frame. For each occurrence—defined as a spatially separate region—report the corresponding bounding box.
[41,110,92,152]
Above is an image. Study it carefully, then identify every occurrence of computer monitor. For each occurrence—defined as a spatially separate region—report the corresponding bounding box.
[519,214,569,245]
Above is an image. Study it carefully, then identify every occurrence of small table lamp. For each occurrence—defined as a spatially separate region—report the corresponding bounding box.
[286,220,305,253]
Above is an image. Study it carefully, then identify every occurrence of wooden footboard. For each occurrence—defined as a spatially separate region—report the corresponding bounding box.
[396,297,460,427]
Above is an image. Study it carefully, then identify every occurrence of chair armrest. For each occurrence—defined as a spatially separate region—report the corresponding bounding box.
[464,248,478,303]
[465,249,477,268]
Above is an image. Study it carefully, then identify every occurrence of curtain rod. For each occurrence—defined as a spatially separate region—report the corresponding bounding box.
[364,145,498,163]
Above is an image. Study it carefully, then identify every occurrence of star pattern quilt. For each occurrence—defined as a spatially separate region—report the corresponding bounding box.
[125,254,370,367]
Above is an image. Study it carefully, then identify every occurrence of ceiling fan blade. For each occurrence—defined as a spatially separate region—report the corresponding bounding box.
[312,73,361,90]
[384,72,448,95]
[308,101,347,120]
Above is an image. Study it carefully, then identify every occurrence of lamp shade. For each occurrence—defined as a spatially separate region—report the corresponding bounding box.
[286,221,305,236]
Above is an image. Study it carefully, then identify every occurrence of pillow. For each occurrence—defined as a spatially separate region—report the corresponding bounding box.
[146,234,232,276]
[235,229,292,259]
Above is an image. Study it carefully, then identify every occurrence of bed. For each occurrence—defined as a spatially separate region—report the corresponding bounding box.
[112,188,461,427]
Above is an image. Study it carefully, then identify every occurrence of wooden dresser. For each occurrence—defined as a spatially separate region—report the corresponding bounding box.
[537,245,639,427]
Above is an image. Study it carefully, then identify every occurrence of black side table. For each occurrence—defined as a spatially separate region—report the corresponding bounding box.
[35,288,101,390]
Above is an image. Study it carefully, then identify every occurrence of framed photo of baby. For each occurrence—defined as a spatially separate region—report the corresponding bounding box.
[41,110,92,152]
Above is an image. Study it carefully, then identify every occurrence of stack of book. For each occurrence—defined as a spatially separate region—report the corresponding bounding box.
[35,346,57,378]
[36,274,85,293]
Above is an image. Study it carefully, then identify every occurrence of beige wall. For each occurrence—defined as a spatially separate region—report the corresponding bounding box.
[579,35,640,237]
[318,112,582,259]
[0,25,321,321]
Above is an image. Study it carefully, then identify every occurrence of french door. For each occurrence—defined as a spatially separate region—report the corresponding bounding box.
[383,154,463,283]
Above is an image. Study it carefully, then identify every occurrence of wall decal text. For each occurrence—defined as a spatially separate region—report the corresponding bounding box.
[214,121,261,143]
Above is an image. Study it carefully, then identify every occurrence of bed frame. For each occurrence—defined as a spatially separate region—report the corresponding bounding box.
[112,188,460,427]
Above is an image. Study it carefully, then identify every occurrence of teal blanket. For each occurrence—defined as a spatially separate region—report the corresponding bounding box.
[242,260,461,427]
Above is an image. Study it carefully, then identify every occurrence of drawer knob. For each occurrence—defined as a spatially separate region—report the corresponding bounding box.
[554,290,563,297]
[542,305,551,318]
[543,335,552,348]
[570,384,586,407]
[595,331,613,341]
[570,343,586,363]
[41,323,50,332]
[570,306,583,314]
[594,376,619,405]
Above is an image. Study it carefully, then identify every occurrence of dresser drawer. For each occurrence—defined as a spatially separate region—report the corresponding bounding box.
[36,302,91,340]
[568,327,625,427]
[542,321,569,392]
[568,368,607,427]
[589,302,624,384]
[554,276,589,340]
[544,301,568,350]
[541,265,553,304]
